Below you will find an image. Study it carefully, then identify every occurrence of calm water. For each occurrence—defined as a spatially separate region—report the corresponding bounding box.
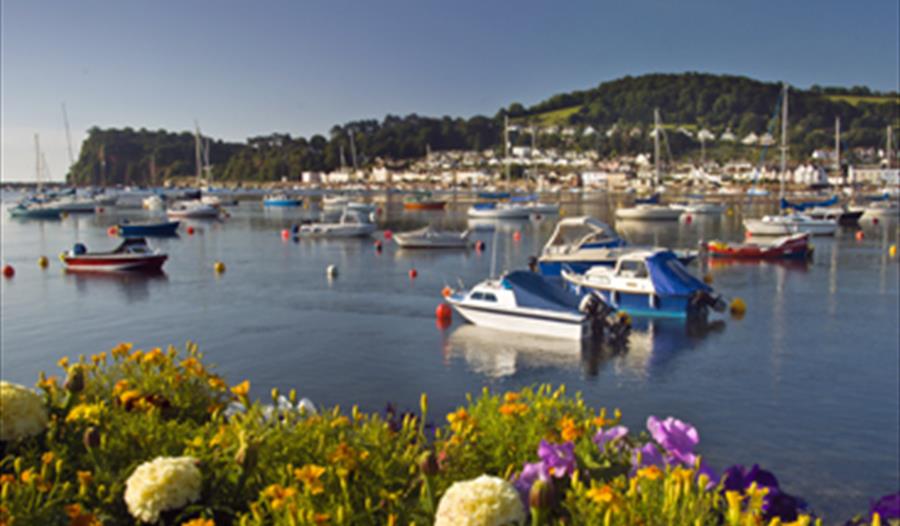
[1,193,898,522]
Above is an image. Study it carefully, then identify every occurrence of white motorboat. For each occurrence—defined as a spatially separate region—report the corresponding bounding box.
[805,206,863,225]
[747,187,770,197]
[51,196,98,213]
[446,270,619,340]
[561,250,725,319]
[614,204,683,221]
[743,213,838,236]
[393,226,470,248]
[166,200,220,219]
[508,195,560,214]
[143,195,166,211]
[861,201,899,218]
[538,216,697,275]
[467,202,532,219]
[670,201,725,215]
[299,209,376,238]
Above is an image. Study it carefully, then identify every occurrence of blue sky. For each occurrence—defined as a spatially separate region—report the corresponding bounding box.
[2,0,898,182]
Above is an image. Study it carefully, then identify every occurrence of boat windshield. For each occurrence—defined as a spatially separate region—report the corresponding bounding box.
[616,260,648,278]
[548,223,616,248]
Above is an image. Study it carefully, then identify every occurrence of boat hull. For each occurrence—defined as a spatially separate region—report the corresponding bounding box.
[467,207,531,219]
[707,234,811,259]
[63,255,168,272]
[403,201,446,210]
[166,209,219,219]
[743,219,837,236]
[118,222,180,237]
[447,301,590,340]
[299,225,376,238]
[539,251,697,277]
[263,199,302,207]
[615,206,682,221]
[9,207,63,219]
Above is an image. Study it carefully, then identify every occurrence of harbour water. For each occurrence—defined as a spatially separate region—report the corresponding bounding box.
[1,193,897,521]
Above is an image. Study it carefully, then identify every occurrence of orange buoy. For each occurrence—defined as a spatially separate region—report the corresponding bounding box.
[441,286,453,298]
[513,231,522,242]
[2,264,14,278]
[384,230,393,240]
[475,240,485,251]
[855,230,865,241]
[214,261,226,274]
[281,229,291,240]
[187,226,195,235]
[107,226,118,236]
[409,268,418,279]
[374,240,383,250]
[435,317,451,331]
[435,303,452,322]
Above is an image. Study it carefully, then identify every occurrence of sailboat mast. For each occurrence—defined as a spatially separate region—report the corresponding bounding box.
[34,133,42,191]
[888,125,894,169]
[194,121,203,186]
[62,103,74,168]
[834,117,841,179]
[504,114,510,187]
[653,108,660,187]
[779,84,788,198]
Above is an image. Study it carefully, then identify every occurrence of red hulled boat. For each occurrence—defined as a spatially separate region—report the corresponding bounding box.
[706,233,812,259]
[62,238,168,272]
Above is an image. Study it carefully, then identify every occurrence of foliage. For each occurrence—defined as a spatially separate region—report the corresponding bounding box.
[0,343,894,525]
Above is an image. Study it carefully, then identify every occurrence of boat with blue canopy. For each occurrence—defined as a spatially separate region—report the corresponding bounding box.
[561,249,725,319]
[118,220,180,237]
[446,270,628,340]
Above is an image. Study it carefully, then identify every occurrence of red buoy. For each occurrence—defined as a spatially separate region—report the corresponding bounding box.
[384,229,393,240]
[873,217,879,225]
[435,303,452,321]
[409,268,418,279]
[513,231,522,242]
[97,207,105,213]
[281,229,291,240]
[435,317,452,331]
[2,264,14,278]
[374,240,383,250]
[684,214,693,224]
[855,230,865,241]
[107,226,118,236]
[441,286,453,298]
[187,226,195,235]
[475,240,485,251]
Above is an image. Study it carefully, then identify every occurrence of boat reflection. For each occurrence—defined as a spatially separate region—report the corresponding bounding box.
[706,257,811,272]
[614,317,726,378]
[467,217,531,232]
[65,270,168,304]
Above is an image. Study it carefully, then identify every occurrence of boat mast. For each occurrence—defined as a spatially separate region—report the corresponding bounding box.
[834,117,841,181]
[34,133,43,192]
[887,125,894,169]
[62,103,75,169]
[653,108,660,188]
[194,121,203,186]
[504,114,511,188]
[779,84,788,199]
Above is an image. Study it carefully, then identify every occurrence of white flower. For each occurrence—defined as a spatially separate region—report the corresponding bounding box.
[0,381,48,442]
[124,456,202,523]
[435,474,526,526]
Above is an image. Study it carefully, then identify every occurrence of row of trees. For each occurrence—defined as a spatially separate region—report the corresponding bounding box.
[66,73,898,185]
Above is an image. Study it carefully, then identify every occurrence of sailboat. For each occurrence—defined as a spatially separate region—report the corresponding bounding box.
[744,85,838,236]
[615,109,682,221]
[9,134,63,219]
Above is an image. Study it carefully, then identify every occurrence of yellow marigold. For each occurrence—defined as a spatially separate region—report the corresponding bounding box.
[181,519,215,526]
[37,375,59,392]
[230,380,250,398]
[329,443,361,472]
[180,357,205,376]
[262,484,297,510]
[294,464,326,495]
[503,392,520,403]
[586,484,619,505]
[118,390,142,408]
[142,348,164,366]
[434,475,525,526]
[111,342,133,359]
[498,402,528,417]
[113,379,130,395]
[58,357,70,369]
[124,456,202,523]
[127,350,144,363]
[65,503,102,526]
[77,471,93,487]
[636,465,662,481]
[42,451,55,464]
[66,403,105,425]
[0,381,49,442]
[447,408,468,426]
[207,376,227,391]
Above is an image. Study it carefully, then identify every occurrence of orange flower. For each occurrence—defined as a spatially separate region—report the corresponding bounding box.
[77,471,93,487]
[498,402,529,417]
[503,392,520,403]
[111,342,133,359]
[180,357,206,376]
[65,504,101,526]
[329,443,361,473]
[113,379,130,396]
[587,484,617,504]
[118,389,142,408]
[207,376,227,391]
[41,452,55,465]
[558,416,583,442]
[230,380,250,398]
[0,474,15,485]
[141,348,164,366]
[637,465,662,481]
[293,464,326,495]
[38,375,60,391]
[180,519,215,526]
[262,484,297,510]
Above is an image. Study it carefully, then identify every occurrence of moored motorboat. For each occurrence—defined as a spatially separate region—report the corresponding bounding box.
[50,196,97,213]
[298,209,376,238]
[743,213,837,236]
[62,238,167,272]
[614,204,683,221]
[467,202,532,219]
[143,194,166,211]
[562,250,725,319]
[446,270,627,340]
[706,233,811,259]
[166,200,220,219]
[403,192,446,210]
[263,193,302,207]
[118,221,180,237]
[8,201,63,219]
[538,216,696,276]
[393,226,469,248]
[805,206,863,225]
[670,201,726,215]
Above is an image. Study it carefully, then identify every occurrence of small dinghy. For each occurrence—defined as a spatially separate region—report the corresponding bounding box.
[166,200,220,219]
[118,220,180,237]
[263,193,302,207]
[299,209,376,238]
[614,204,683,221]
[62,238,167,272]
[446,270,629,341]
[8,201,62,219]
[467,202,532,219]
[393,225,470,248]
[562,250,725,319]
[706,233,811,259]
[743,213,837,236]
[403,192,446,210]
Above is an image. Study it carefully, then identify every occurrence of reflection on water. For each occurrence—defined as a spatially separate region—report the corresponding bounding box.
[64,270,169,304]
[615,318,726,378]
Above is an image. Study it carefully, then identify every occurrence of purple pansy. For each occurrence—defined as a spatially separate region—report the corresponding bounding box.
[646,416,699,466]
[593,425,629,449]
[631,441,665,471]
[696,460,719,489]
[538,440,576,478]
[721,464,807,522]
[512,461,549,504]
[870,492,900,520]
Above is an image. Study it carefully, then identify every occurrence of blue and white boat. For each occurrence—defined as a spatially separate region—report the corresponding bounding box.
[538,216,696,276]
[8,201,63,219]
[263,193,303,207]
[561,250,725,319]
[467,202,532,219]
[118,221,180,237]
[446,270,624,340]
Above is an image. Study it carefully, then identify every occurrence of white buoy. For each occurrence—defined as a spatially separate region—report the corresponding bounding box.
[326,264,338,278]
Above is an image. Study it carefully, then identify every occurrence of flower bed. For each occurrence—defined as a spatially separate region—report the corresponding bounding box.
[0,342,896,525]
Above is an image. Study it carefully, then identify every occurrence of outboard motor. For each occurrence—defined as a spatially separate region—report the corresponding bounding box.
[527,256,538,273]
